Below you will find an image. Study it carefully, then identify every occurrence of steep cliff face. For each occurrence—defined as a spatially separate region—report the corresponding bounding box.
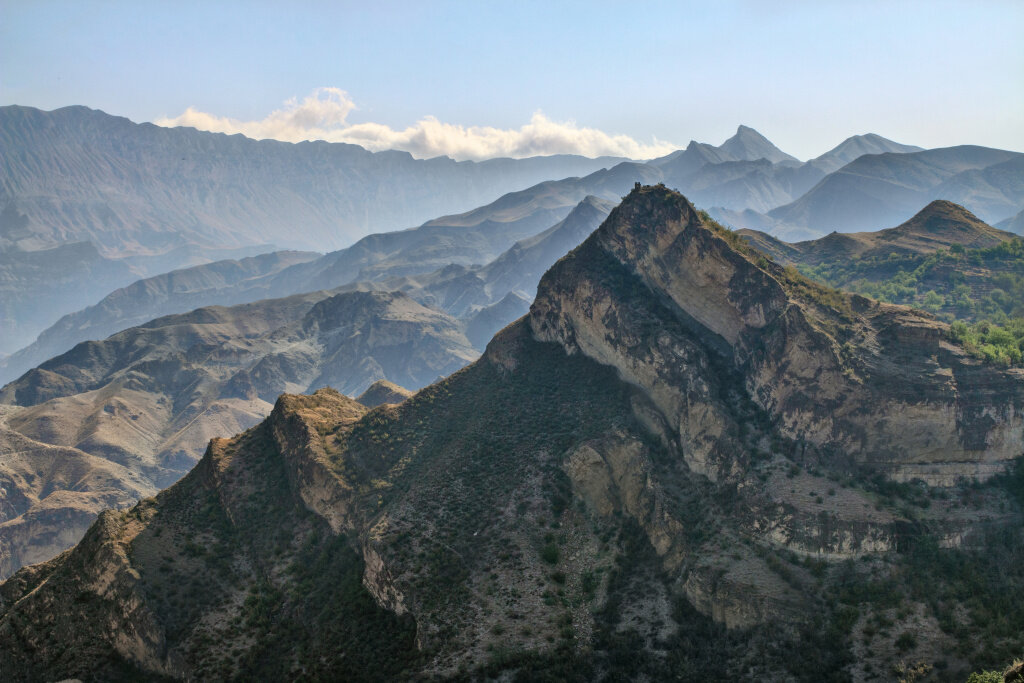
[532,185,1024,486]
[2,187,1022,681]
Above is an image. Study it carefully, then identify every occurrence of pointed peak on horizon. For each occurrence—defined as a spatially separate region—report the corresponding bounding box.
[879,198,1014,245]
[905,199,985,226]
[718,125,797,164]
[811,134,923,173]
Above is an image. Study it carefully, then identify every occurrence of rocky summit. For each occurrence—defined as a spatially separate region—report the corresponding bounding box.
[1,186,1022,681]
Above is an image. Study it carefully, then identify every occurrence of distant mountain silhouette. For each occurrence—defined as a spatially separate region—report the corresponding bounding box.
[0,105,625,257]
[741,199,1017,265]
[652,128,924,216]
[807,133,923,174]
[767,146,1023,235]
[0,194,614,385]
[996,207,1024,235]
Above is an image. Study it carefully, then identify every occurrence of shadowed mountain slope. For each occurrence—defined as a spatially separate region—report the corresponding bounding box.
[2,187,1021,680]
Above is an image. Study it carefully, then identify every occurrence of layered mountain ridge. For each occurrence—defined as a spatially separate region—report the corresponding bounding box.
[0,290,476,578]
[10,105,1020,361]
[0,104,624,257]
[763,146,1024,238]
[741,199,1019,266]
[2,186,1021,680]
[0,194,614,385]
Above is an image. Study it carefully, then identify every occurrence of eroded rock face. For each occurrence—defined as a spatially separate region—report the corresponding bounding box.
[531,185,1024,487]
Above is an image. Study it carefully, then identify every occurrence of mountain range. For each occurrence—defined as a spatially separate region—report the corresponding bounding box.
[0,290,475,578]
[763,146,1024,238]
[0,192,614,385]
[0,123,934,368]
[0,196,621,576]
[740,199,1019,266]
[1,186,1020,680]
[7,192,1014,582]
[0,105,624,258]
[6,106,1023,358]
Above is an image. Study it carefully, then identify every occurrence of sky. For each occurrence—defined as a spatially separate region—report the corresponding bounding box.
[2,0,1022,161]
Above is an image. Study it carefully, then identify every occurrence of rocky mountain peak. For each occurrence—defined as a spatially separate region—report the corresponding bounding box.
[719,125,798,164]
[530,184,1024,483]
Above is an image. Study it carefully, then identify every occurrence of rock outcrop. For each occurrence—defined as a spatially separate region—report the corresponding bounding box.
[532,186,1024,486]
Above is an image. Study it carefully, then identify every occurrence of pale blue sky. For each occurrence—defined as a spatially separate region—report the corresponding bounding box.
[2,0,1021,160]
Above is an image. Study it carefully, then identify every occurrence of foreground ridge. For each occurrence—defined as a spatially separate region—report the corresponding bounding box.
[1,186,1022,681]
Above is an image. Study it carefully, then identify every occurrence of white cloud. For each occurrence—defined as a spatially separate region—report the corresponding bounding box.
[154,88,678,161]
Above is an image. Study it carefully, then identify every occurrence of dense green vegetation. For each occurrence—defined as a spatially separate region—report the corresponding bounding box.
[796,239,1024,318]
[796,238,1024,365]
[949,318,1024,366]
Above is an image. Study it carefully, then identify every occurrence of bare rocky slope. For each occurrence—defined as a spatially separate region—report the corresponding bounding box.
[0,290,476,578]
[2,186,1022,681]
[0,414,154,580]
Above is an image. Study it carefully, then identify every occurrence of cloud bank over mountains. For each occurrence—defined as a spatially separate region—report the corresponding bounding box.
[154,87,677,161]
